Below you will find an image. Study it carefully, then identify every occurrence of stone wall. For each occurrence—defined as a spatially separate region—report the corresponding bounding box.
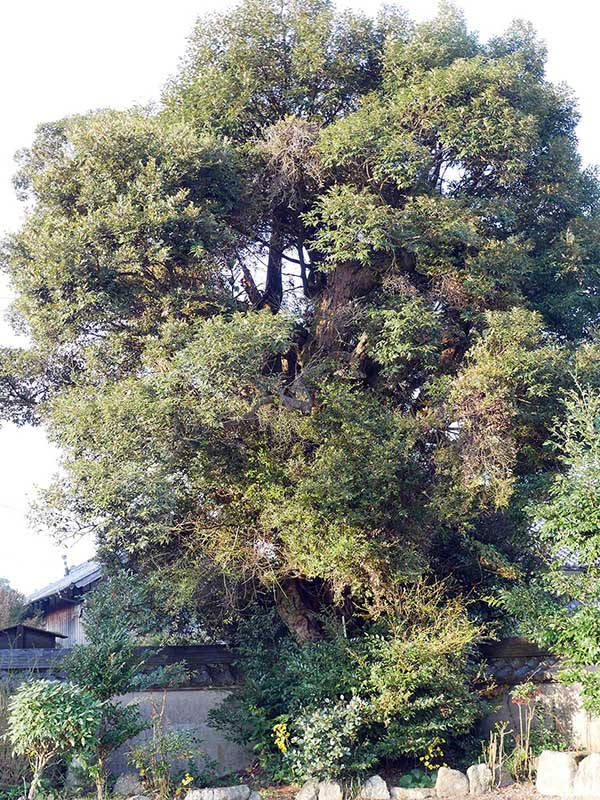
[482,638,600,753]
[485,655,559,685]
[482,683,579,745]
[485,680,600,754]
[0,645,249,781]
[482,636,559,685]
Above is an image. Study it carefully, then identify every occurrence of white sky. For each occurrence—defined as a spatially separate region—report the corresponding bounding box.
[0,0,599,595]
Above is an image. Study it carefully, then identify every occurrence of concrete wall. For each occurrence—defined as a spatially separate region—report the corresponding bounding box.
[482,681,600,754]
[110,688,252,778]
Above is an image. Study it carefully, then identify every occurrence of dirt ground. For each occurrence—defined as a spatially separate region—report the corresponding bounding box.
[259,785,299,800]
[489,786,557,800]
[257,783,558,800]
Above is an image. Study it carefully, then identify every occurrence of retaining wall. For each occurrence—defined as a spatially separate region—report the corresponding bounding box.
[111,687,252,777]
[482,637,600,752]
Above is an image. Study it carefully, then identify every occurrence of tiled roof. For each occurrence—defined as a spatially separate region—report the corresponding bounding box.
[0,645,240,686]
[554,546,587,571]
[0,624,67,638]
[0,648,67,671]
[27,559,103,604]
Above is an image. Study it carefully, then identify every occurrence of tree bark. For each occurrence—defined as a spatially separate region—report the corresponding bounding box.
[28,760,44,800]
[275,578,323,643]
[241,264,262,307]
[95,757,108,800]
[314,262,379,352]
[262,209,285,312]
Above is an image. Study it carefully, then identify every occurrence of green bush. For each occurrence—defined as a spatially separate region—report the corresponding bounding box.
[287,696,375,780]
[0,679,30,793]
[396,769,436,789]
[212,586,485,781]
[63,573,189,800]
[505,389,600,717]
[7,680,102,800]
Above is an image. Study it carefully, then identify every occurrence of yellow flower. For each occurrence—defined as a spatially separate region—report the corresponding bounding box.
[273,721,290,754]
[420,737,445,771]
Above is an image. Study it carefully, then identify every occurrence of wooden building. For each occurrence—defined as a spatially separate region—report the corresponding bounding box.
[26,560,103,647]
[0,623,66,650]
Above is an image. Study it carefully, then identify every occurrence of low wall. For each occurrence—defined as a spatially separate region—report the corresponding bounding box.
[0,645,251,780]
[111,687,252,777]
[482,638,600,752]
[482,683,579,746]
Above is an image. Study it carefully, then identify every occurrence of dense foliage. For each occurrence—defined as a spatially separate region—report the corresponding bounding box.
[212,589,484,780]
[63,575,187,799]
[0,678,31,793]
[503,389,600,715]
[0,579,24,628]
[3,0,600,771]
[7,680,102,800]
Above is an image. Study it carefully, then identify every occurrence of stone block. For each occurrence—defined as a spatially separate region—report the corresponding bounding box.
[114,772,144,797]
[573,753,600,797]
[536,750,578,796]
[435,767,469,798]
[296,781,319,800]
[186,787,251,800]
[466,765,492,795]
[318,781,343,800]
[494,767,513,788]
[390,789,434,800]
[359,776,390,800]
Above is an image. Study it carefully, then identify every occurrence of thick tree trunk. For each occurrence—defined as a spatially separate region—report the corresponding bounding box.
[275,578,323,643]
[262,209,285,312]
[314,262,379,352]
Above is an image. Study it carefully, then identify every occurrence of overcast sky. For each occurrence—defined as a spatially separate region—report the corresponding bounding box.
[1,0,598,595]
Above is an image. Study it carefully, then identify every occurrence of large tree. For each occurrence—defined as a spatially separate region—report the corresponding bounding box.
[0,579,24,628]
[2,0,600,646]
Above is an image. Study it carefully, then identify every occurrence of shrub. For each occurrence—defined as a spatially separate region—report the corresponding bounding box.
[286,696,375,780]
[212,585,485,781]
[395,769,436,789]
[0,679,29,793]
[505,389,600,717]
[7,680,102,800]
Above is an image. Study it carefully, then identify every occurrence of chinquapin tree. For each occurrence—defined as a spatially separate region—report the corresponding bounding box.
[2,0,600,772]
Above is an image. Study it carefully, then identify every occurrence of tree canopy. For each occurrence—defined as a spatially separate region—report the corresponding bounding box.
[3,0,600,649]
[0,579,24,628]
